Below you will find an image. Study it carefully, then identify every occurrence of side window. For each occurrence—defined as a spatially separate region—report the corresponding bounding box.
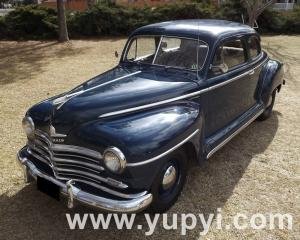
[154,37,208,70]
[210,39,246,76]
[248,36,261,59]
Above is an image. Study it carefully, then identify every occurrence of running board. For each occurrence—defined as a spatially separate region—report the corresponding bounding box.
[206,108,264,159]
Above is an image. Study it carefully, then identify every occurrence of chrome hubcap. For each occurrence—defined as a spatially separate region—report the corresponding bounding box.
[162,165,177,190]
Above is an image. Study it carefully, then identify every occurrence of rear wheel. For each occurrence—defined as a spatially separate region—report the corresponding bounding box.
[257,90,276,121]
[148,150,187,213]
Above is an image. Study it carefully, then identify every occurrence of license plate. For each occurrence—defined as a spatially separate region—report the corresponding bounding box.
[37,176,60,201]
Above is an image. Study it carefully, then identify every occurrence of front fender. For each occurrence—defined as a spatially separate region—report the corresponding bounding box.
[258,59,284,105]
[71,101,202,162]
[65,101,203,190]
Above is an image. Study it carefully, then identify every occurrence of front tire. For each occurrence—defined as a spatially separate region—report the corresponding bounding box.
[148,150,187,213]
[257,90,276,121]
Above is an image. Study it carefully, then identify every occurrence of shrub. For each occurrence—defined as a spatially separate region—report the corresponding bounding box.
[68,3,127,36]
[0,16,6,39]
[1,2,300,40]
[151,2,216,21]
[284,6,300,33]
[3,5,58,39]
[68,2,217,37]
[216,0,246,22]
[258,7,300,34]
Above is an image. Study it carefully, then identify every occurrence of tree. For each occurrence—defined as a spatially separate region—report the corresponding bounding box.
[57,0,69,42]
[242,0,276,27]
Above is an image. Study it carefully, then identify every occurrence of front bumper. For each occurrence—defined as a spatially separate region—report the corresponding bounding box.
[17,149,153,213]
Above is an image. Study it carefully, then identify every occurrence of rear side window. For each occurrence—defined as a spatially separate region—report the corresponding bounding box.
[210,39,246,76]
[248,36,261,59]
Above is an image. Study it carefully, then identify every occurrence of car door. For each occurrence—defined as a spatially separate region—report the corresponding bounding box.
[199,36,255,137]
[246,35,264,105]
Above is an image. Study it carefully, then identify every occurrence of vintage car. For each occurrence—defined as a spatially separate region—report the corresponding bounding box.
[17,20,284,213]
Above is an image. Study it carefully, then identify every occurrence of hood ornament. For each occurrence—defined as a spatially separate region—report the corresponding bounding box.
[50,125,67,138]
[53,91,84,110]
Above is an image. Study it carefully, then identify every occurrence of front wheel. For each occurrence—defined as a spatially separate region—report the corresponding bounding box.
[148,150,187,213]
[257,90,276,121]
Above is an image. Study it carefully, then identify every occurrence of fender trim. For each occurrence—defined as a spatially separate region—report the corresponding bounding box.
[127,129,200,167]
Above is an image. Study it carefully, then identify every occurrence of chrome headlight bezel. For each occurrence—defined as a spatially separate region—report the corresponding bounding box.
[22,116,35,140]
[103,147,126,174]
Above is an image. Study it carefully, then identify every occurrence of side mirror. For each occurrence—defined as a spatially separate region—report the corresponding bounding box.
[115,51,119,58]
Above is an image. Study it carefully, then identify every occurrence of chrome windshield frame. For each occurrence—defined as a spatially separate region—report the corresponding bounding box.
[122,35,209,73]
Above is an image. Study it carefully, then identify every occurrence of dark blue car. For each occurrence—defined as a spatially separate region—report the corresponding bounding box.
[18,20,284,213]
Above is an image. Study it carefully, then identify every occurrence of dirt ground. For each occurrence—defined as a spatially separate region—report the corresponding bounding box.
[0,36,299,240]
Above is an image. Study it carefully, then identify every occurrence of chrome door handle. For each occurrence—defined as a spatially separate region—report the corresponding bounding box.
[248,70,255,75]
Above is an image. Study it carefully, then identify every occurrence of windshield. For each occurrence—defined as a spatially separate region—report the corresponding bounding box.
[124,36,209,71]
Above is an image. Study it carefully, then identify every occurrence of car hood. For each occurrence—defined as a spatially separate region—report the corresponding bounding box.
[29,65,199,134]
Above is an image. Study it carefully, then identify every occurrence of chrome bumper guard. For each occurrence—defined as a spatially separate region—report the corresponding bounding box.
[17,150,153,213]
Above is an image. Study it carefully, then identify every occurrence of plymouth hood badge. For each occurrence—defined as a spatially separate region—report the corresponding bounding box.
[50,125,67,138]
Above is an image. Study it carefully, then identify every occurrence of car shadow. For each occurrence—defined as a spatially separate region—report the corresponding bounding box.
[0,41,90,85]
[0,112,279,240]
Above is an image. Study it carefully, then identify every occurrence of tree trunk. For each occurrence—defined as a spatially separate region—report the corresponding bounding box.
[248,12,256,27]
[57,0,69,42]
[243,0,276,28]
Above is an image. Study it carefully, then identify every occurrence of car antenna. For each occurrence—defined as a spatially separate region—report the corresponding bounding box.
[196,19,200,80]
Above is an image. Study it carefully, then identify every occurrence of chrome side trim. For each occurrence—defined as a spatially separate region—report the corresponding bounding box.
[17,153,152,213]
[56,71,141,109]
[206,108,264,159]
[127,129,200,167]
[99,58,268,118]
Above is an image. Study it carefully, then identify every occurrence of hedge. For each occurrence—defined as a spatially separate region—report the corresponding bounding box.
[258,6,300,34]
[0,5,57,39]
[0,2,299,40]
[67,2,217,37]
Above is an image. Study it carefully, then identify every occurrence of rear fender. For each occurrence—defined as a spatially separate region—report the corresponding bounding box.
[258,59,284,106]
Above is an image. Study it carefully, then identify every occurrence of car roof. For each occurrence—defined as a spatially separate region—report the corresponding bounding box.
[130,19,257,44]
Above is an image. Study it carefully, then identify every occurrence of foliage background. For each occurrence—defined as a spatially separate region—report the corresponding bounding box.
[0,0,299,40]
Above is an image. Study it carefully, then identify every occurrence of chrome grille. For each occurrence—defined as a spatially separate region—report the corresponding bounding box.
[27,129,128,190]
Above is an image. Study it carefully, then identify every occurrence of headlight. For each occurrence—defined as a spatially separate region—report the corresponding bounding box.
[22,116,35,140]
[103,147,126,173]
